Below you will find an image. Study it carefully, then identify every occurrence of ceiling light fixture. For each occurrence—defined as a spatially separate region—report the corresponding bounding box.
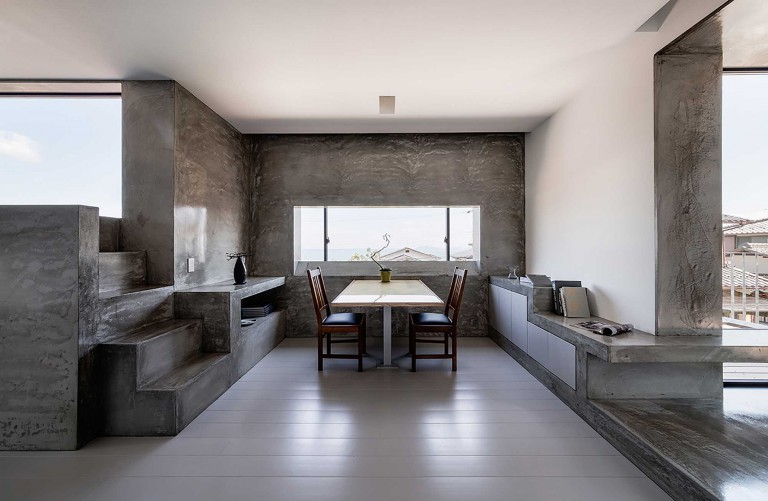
[379,96,395,114]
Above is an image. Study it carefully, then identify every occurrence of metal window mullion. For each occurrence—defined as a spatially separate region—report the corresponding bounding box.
[323,207,329,262]
[445,208,450,261]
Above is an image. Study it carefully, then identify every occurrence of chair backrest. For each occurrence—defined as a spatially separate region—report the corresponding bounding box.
[444,267,468,323]
[307,267,332,325]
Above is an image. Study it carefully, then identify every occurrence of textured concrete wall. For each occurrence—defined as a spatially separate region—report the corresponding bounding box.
[655,21,723,336]
[247,133,525,337]
[174,85,249,288]
[122,81,176,286]
[0,206,98,450]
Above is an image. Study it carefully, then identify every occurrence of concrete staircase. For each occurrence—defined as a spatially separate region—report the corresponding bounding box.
[99,319,230,435]
[96,218,231,436]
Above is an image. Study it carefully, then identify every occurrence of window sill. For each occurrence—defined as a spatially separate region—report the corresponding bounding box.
[294,260,481,277]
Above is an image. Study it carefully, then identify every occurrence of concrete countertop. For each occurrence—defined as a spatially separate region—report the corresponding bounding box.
[489,276,768,364]
[176,276,285,300]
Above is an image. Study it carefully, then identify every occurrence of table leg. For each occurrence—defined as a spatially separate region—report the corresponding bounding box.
[377,305,397,369]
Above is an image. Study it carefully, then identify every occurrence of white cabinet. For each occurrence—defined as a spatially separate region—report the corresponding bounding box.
[489,285,528,351]
[510,292,528,351]
[548,334,576,389]
[527,322,549,366]
[526,322,576,390]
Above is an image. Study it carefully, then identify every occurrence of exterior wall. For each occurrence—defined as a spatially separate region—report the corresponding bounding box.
[525,0,726,334]
[0,206,98,450]
[248,133,525,337]
[174,85,249,288]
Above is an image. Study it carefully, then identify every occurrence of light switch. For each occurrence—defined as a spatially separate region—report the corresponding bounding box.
[187,258,195,272]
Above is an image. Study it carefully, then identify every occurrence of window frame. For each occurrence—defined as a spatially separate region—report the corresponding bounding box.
[295,205,480,264]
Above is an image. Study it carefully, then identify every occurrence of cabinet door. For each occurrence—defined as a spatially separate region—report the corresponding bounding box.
[527,322,549,366]
[548,335,576,389]
[497,288,513,341]
[510,292,528,352]
[488,285,499,333]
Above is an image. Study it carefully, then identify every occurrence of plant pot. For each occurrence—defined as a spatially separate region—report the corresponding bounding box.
[233,256,247,285]
[380,269,392,282]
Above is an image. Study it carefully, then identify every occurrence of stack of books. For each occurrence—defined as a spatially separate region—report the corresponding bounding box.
[242,304,273,318]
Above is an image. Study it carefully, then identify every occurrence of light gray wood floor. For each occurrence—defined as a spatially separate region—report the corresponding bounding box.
[0,337,670,500]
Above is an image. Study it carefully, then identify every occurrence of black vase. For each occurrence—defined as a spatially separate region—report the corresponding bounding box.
[233,256,247,285]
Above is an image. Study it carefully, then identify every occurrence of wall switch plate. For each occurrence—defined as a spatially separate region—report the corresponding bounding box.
[187,258,195,272]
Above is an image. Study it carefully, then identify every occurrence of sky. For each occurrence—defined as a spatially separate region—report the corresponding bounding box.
[0,97,122,217]
[0,75,765,227]
[722,74,768,219]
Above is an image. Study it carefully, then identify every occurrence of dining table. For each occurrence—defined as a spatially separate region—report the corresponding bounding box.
[331,279,444,368]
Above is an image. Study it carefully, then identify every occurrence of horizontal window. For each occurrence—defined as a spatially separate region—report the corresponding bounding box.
[295,206,480,263]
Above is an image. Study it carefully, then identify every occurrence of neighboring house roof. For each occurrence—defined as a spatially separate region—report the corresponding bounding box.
[379,247,441,262]
[723,218,768,236]
[450,248,474,260]
[723,266,768,291]
[723,214,751,225]
[738,243,768,257]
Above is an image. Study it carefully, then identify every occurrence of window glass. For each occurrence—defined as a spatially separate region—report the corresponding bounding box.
[0,97,122,216]
[328,207,446,262]
[298,207,324,261]
[450,207,476,261]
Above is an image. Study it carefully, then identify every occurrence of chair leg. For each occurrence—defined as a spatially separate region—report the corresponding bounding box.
[357,326,364,372]
[452,332,457,372]
[410,324,416,372]
[318,332,324,372]
[444,332,449,355]
[362,317,368,355]
[326,332,331,354]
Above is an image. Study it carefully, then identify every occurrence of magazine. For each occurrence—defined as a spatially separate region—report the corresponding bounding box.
[576,321,633,336]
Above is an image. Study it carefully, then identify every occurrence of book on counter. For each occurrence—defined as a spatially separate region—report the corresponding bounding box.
[559,287,590,318]
[552,280,582,315]
[519,274,552,287]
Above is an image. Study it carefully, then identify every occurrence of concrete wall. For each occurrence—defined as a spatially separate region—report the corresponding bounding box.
[122,81,176,286]
[655,40,723,336]
[248,133,525,337]
[525,0,726,334]
[122,80,250,289]
[174,85,250,288]
[0,206,98,450]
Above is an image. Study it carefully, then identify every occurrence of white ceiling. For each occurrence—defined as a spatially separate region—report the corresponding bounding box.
[0,0,667,133]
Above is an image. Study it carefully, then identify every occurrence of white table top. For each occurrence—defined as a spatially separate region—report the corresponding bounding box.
[332,279,444,307]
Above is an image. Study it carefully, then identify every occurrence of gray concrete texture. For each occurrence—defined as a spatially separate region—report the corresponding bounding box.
[174,85,250,289]
[0,206,98,450]
[247,133,525,337]
[655,17,723,336]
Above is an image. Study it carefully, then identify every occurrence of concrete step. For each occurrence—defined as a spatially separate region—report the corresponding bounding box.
[99,216,121,252]
[99,251,146,293]
[97,285,175,342]
[106,319,203,387]
[143,353,231,432]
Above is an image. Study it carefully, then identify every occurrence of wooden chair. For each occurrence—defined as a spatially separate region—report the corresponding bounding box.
[409,267,468,372]
[307,267,367,372]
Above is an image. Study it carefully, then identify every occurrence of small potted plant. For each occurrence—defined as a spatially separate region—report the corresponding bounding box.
[370,233,392,282]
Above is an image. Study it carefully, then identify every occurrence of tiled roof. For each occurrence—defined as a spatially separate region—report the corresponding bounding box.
[724,218,768,236]
[723,214,751,225]
[723,266,768,290]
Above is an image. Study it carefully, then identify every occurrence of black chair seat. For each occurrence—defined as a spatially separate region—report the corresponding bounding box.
[410,312,452,326]
[323,312,365,326]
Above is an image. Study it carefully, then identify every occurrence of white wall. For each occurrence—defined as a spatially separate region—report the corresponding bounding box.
[525,0,726,333]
